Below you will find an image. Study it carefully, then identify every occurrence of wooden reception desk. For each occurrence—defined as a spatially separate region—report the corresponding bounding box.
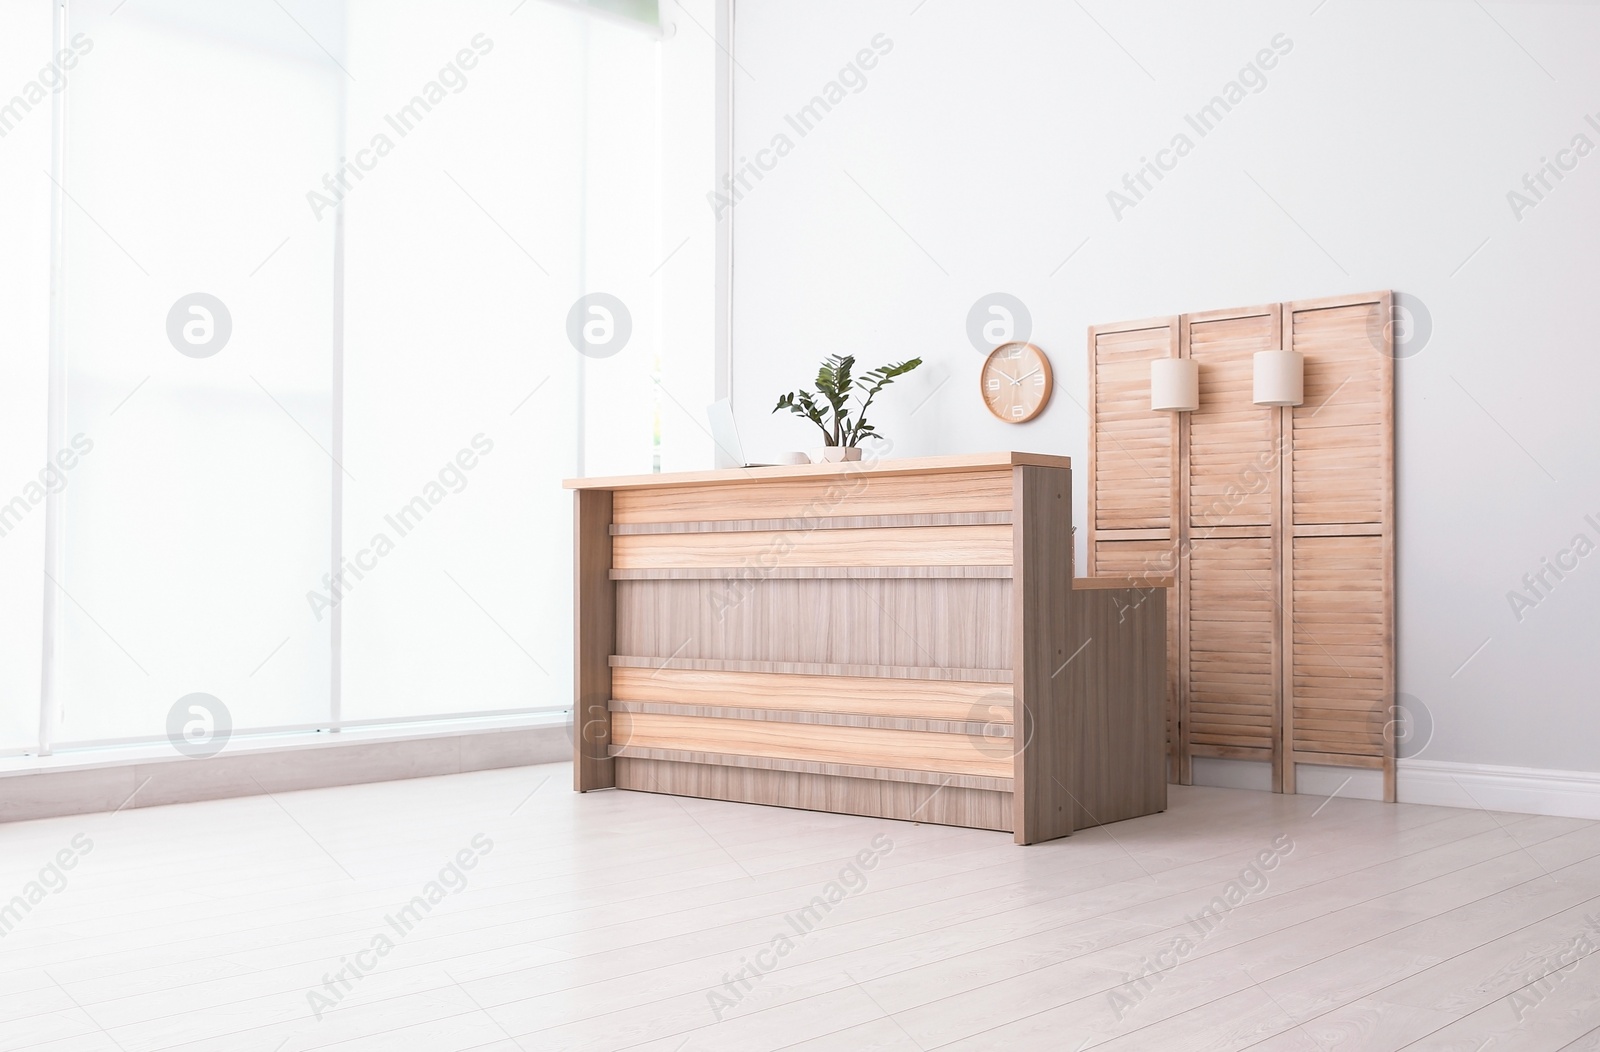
[565,452,1168,845]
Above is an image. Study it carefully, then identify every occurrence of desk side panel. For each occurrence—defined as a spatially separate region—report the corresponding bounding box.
[1063,586,1168,828]
[1012,464,1075,845]
[574,489,615,791]
[1090,538,1181,783]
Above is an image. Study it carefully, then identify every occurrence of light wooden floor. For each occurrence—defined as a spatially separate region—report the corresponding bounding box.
[3,763,1600,1051]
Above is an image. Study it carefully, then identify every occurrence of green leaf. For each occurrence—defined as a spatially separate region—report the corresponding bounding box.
[773,387,833,443]
[778,354,921,448]
[842,357,923,445]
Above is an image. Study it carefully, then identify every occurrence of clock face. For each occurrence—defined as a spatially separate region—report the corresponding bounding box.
[981,341,1053,423]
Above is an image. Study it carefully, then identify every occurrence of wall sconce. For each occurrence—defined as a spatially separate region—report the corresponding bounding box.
[1252,349,1305,407]
[1150,358,1199,412]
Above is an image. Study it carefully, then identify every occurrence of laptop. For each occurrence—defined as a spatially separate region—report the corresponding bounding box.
[707,398,779,468]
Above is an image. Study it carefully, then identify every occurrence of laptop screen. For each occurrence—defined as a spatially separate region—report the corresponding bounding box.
[706,398,746,467]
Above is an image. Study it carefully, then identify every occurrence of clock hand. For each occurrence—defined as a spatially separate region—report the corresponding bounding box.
[1013,367,1041,385]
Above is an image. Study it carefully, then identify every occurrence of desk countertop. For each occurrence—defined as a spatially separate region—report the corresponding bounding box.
[564,451,1073,491]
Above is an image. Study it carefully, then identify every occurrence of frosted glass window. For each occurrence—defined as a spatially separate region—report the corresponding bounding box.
[0,0,56,753]
[54,0,342,745]
[1,0,715,757]
[338,1,591,721]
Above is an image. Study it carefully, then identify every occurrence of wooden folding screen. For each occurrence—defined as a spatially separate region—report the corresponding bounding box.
[1086,291,1395,798]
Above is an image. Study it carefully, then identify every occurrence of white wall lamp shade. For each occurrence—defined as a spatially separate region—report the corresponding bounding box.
[1150,358,1199,412]
[1252,349,1305,407]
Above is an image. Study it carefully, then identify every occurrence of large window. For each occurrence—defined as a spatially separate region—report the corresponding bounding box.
[0,0,717,759]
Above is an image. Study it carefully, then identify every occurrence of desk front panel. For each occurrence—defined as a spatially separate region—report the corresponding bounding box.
[597,466,1021,832]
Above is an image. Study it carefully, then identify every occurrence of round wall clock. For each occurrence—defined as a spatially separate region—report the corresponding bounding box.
[981,341,1053,423]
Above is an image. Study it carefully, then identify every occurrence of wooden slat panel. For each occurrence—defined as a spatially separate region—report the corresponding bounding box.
[1188,743,1273,760]
[1289,534,1388,760]
[1292,306,1386,429]
[613,525,1011,570]
[611,712,1013,779]
[1089,527,1170,542]
[615,578,1012,670]
[1185,537,1276,754]
[1288,299,1390,526]
[612,511,1011,535]
[615,758,1013,832]
[1072,575,1174,590]
[1289,750,1385,770]
[1293,522,1384,538]
[1186,311,1280,528]
[611,654,1011,683]
[1090,538,1175,579]
[611,701,1007,735]
[613,469,1013,525]
[1291,425,1385,525]
[611,666,1010,721]
[1091,321,1176,532]
[610,566,1014,581]
[608,744,1013,790]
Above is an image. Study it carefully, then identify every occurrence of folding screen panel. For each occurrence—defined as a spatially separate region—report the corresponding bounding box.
[1179,305,1282,785]
[1282,292,1395,797]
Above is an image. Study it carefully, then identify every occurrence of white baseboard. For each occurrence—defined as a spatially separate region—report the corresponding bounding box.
[1190,758,1386,801]
[1295,763,1385,801]
[1190,757,1273,792]
[1398,759,1600,821]
[0,723,572,824]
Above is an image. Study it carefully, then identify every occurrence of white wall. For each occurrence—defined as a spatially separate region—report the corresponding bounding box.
[726,0,1600,779]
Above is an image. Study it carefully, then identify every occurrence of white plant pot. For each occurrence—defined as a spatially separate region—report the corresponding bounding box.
[809,447,863,464]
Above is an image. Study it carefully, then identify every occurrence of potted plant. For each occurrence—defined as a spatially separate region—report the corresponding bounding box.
[773,354,923,463]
